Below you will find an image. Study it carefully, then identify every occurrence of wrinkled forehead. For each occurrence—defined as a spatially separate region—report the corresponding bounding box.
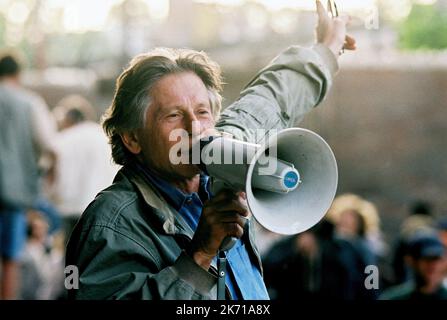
[149,72,210,110]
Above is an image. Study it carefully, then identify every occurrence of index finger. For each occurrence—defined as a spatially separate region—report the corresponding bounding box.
[316,0,328,19]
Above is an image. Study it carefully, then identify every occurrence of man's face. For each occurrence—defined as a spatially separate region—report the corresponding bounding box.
[137,72,215,180]
[337,209,362,237]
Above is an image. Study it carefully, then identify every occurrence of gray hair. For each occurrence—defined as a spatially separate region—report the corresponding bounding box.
[102,48,223,165]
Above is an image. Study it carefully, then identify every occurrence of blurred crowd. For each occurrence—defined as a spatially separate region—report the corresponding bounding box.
[0,53,119,299]
[259,196,447,300]
[0,52,446,300]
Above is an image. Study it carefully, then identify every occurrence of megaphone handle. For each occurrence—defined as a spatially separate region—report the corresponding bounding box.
[219,215,249,251]
[220,236,238,251]
[211,178,248,252]
[217,250,227,300]
[211,179,238,251]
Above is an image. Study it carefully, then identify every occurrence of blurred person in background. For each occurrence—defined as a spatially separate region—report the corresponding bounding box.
[263,218,377,300]
[438,218,447,249]
[49,95,119,244]
[436,218,447,289]
[328,193,391,295]
[1,54,61,235]
[380,232,447,300]
[327,194,387,268]
[66,1,357,300]
[0,52,59,299]
[19,211,65,300]
[392,201,435,285]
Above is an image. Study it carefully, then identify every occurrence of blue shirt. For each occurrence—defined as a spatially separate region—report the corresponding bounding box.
[138,165,269,300]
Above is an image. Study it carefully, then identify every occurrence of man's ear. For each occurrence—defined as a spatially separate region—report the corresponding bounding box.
[120,131,141,155]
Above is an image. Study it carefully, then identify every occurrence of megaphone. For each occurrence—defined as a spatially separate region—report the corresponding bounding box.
[196,128,338,250]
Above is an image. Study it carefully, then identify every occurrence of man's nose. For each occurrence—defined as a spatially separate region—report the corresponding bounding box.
[184,113,202,136]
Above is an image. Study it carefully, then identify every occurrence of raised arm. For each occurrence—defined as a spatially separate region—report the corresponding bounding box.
[216,0,355,143]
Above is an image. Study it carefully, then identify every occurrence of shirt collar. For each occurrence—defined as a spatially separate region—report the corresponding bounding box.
[135,161,211,211]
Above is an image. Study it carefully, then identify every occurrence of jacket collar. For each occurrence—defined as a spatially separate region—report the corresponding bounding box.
[122,163,195,239]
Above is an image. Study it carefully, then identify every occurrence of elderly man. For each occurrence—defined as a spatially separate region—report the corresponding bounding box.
[66,1,356,300]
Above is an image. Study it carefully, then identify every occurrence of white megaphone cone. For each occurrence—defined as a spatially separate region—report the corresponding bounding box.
[246,128,338,235]
[196,128,338,251]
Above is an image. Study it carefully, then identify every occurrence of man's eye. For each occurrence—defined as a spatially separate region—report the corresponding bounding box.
[167,113,180,118]
[198,110,210,115]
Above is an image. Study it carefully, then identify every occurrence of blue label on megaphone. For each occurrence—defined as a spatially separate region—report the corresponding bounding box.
[284,171,299,189]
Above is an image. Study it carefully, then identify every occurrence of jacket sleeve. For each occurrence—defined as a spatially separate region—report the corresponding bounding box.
[215,44,338,143]
[68,226,217,300]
